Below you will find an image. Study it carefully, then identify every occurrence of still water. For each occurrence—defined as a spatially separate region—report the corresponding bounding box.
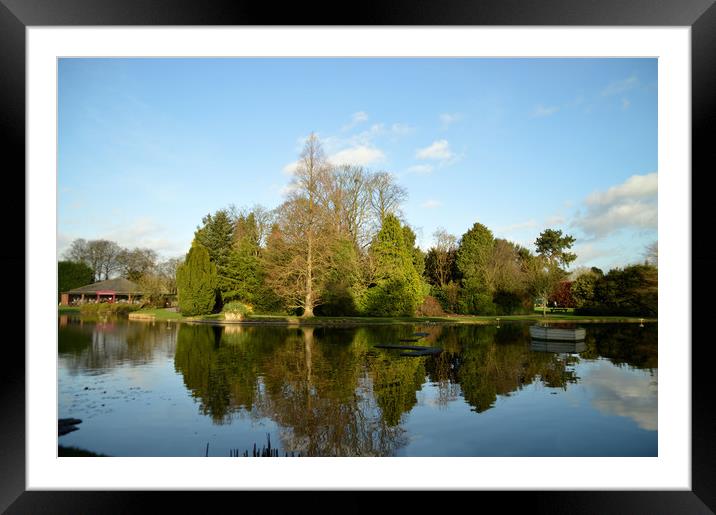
[58,316,657,457]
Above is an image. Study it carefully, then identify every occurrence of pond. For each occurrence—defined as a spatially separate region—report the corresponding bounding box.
[58,316,657,457]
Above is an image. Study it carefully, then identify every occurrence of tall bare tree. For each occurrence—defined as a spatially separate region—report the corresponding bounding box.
[368,171,407,226]
[326,164,373,249]
[429,228,457,287]
[63,238,122,281]
[264,133,333,317]
[117,247,158,281]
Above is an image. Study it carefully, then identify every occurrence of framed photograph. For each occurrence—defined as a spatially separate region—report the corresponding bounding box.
[4,0,713,512]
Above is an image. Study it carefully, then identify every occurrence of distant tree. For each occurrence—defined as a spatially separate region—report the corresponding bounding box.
[64,239,90,266]
[578,264,657,316]
[571,272,599,308]
[194,209,238,308]
[644,240,658,267]
[456,222,495,314]
[157,257,183,295]
[195,209,235,265]
[58,260,94,297]
[176,242,218,316]
[487,239,532,314]
[549,281,575,308]
[64,238,122,280]
[136,274,169,307]
[402,224,425,278]
[315,237,363,316]
[117,247,158,281]
[326,165,374,249]
[534,229,577,269]
[425,228,458,287]
[364,214,424,316]
[527,229,577,315]
[526,255,566,316]
[368,171,407,225]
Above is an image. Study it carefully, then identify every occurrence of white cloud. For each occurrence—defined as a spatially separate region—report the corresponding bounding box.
[416,139,454,161]
[421,199,442,209]
[390,123,415,136]
[439,112,463,128]
[282,161,299,175]
[602,74,639,96]
[104,217,179,252]
[571,243,614,267]
[576,202,657,237]
[622,98,631,110]
[406,164,434,175]
[328,145,385,166]
[531,104,559,118]
[341,111,369,131]
[585,172,658,206]
[574,173,658,238]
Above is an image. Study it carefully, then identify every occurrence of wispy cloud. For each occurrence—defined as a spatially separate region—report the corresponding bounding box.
[544,215,565,226]
[341,111,369,131]
[602,74,639,96]
[622,98,631,110]
[416,139,454,161]
[282,161,299,175]
[329,145,385,166]
[406,164,434,175]
[279,183,299,197]
[421,199,442,209]
[439,112,463,128]
[573,172,658,238]
[390,123,415,136]
[531,104,560,118]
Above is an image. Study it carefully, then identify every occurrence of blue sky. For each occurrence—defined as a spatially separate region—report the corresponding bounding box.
[58,58,657,271]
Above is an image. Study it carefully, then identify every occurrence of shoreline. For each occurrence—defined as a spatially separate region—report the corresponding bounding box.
[123,312,655,326]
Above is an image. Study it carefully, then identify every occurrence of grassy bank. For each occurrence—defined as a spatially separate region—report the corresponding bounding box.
[129,308,183,321]
[188,313,656,326]
[58,306,81,314]
[67,306,655,325]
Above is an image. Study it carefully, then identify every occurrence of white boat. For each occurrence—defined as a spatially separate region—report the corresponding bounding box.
[529,325,586,341]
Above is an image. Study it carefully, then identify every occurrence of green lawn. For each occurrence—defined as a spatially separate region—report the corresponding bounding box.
[58,306,81,314]
[188,313,655,325]
[130,308,183,320]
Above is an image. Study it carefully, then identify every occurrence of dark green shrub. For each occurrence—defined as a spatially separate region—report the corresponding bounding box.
[176,242,219,316]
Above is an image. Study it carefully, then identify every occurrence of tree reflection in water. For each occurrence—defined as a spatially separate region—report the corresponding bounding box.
[59,316,658,456]
[170,322,656,456]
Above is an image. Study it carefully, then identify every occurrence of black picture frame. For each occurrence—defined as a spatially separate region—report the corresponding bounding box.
[2,0,713,512]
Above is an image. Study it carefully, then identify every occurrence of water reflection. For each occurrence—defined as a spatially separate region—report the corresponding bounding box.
[531,340,587,353]
[58,317,658,456]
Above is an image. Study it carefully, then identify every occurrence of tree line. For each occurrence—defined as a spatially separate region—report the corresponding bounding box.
[175,133,656,318]
[60,133,657,318]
